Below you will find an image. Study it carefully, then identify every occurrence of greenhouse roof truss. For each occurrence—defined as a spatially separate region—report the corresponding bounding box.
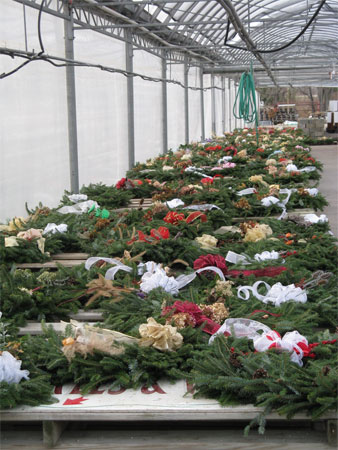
[11,0,338,86]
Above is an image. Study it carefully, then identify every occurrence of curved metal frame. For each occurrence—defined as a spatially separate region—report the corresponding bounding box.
[12,0,338,86]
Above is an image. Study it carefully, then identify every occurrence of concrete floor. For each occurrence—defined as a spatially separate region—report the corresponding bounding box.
[311,144,338,237]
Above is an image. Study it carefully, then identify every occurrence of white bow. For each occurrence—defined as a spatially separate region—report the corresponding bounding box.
[85,257,133,280]
[253,330,308,366]
[43,223,68,235]
[303,214,328,224]
[68,194,88,203]
[209,318,308,366]
[254,250,280,262]
[304,188,318,197]
[286,164,316,173]
[166,198,185,208]
[185,166,212,179]
[237,281,307,307]
[218,156,233,164]
[0,351,30,384]
[58,200,99,215]
[261,188,295,220]
[237,188,257,196]
[140,265,225,295]
[184,204,222,211]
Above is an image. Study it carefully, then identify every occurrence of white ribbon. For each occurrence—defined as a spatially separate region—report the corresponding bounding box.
[68,194,88,203]
[43,223,68,235]
[209,318,271,344]
[184,204,222,211]
[261,196,280,207]
[140,267,180,295]
[140,265,225,295]
[217,156,233,164]
[268,150,283,157]
[57,200,99,215]
[0,351,30,384]
[137,261,163,276]
[166,198,185,209]
[209,318,308,366]
[261,188,295,220]
[185,166,212,179]
[85,257,225,295]
[253,330,308,366]
[237,281,307,307]
[286,164,316,173]
[304,188,318,197]
[300,166,316,173]
[85,257,133,280]
[254,251,280,262]
[225,250,251,265]
[237,188,257,196]
[303,214,328,224]
[226,250,280,265]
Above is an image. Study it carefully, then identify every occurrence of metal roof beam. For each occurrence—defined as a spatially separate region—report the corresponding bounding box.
[217,0,278,86]
[204,64,332,74]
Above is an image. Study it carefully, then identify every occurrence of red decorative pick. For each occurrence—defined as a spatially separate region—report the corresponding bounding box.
[63,397,88,405]
[248,309,282,318]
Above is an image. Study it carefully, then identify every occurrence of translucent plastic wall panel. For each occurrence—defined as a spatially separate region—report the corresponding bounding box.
[224,78,230,133]
[230,79,236,132]
[188,66,202,142]
[133,50,162,162]
[0,2,69,222]
[0,0,65,56]
[214,76,223,136]
[203,74,212,139]
[167,63,185,151]
[74,30,128,187]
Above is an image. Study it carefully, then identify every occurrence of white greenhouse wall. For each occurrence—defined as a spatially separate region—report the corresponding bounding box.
[0,1,69,222]
[74,30,129,188]
[133,50,162,163]
[188,66,202,143]
[0,1,253,222]
[167,62,185,151]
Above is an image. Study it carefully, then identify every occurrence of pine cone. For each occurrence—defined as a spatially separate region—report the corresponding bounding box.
[252,368,268,379]
[322,366,331,376]
[229,353,243,369]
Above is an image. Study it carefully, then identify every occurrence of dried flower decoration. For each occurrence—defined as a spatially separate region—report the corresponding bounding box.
[139,317,183,351]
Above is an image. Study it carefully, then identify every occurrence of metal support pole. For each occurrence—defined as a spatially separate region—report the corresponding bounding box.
[211,74,216,136]
[125,30,135,169]
[161,50,168,154]
[221,76,225,133]
[228,78,232,132]
[64,3,79,193]
[200,66,205,141]
[23,4,28,52]
[184,55,189,144]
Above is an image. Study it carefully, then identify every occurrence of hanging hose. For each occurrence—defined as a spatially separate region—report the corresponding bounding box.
[233,64,259,146]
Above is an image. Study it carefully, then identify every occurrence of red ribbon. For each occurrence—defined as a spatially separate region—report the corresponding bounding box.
[248,309,282,318]
[227,266,287,278]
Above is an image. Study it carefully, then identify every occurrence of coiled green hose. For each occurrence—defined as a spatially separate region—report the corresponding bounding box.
[233,65,259,145]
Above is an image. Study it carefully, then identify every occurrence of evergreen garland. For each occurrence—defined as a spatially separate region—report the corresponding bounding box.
[0,128,337,432]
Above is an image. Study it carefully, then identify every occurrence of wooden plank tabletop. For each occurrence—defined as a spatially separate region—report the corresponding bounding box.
[15,260,86,269]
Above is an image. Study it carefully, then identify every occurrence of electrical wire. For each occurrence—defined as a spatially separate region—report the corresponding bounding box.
[0,0,46,79]
[37,0,46,54]
[224,0,327,53]
[0,47,224,92]
[0,0,225,91]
